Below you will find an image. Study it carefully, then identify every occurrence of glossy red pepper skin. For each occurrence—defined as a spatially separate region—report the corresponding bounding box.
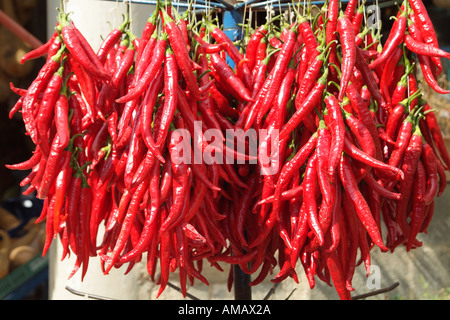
[337,14,356,101]
[339,154,388,252]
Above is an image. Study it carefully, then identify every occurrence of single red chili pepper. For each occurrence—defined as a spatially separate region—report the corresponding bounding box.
[116,34,166,103]
[37,133,65,199]
[193,31,225,52]
[387,111,415,174]
[355,47,387,110]
[209,52,253,102]
[65,168,82,256]
[140,68,164,162]
[304,152,324,246]
[134,32,157,80]
[339,154,388,251]
[421,142,439,205]
[396,124,423,238]
[337,13,356,101]
[417,52,450,94]
[8,96,24,119]
[42,193,56,257]
[409,0,443,74]
[370,9,407,70]
[378,46,403,107]
[352,4,364,35]
[135,3,159,62]
[21,30,58,64]
[155,47,179,149]
[97,17,129,64]
[405,34,450,60]
[344,0,359,20]
[422,101,450,169]
[5,146,42,171]
[71,24,109,72]
[363,171,403,200]
[295,41,329,108]
[435,157,447,197]
[346,103,377,152]
[324,247,352,300]
[55,89,70,150]
[406,160,426,251]
[88,180,110,250]
[408,73,420,111]
[297,14,319,61]
[254,32,296,123]
[340,192,359,291]
[343,135,404,180]
[324,93,346,180]
[155,204,171,297]
[279,68,328,140]
[257,184,303,206]
[250,46,277,98]
[326,0,339,58]
[245,24,269,70]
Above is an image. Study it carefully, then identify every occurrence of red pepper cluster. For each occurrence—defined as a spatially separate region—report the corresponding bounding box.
[6,0,450,299]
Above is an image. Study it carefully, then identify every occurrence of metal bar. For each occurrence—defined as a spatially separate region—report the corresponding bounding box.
[65,285,116,300]
[242,0,393,10]
[233,265,252,300]
[101,0,225,10]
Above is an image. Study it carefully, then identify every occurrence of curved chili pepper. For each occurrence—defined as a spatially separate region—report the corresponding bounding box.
[406,159,426,251]
[355,47,387,110]
[21,30,58,64]
[343,135,404,181]
[409,0,443,74]
[422,101,450,169]
[245,24,269,70]
[421,142,439,205]
[337,13,356,101]
[279,68,328,140]
[37,134,64,199]
[339,154,388,251]
[325,93,345,180]
[209,52,252,102]
[304,152,324,246]
[140,67,164,162]
[116,34,166,103]
[97,17,129,64]
[396,125,423,238]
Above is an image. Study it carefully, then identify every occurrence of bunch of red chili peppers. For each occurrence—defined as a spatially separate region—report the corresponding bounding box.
[6,0,450,300]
